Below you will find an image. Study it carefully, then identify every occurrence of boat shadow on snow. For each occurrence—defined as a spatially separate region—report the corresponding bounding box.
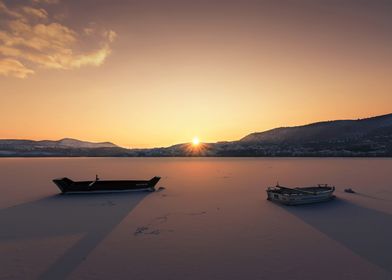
[0,191,151,280]
[277,198,392,274]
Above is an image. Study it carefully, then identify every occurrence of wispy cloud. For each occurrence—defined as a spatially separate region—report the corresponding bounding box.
[0,1,116,78]
[22,6,48,19]
[32,0,60,5]
[0,58,34,78]
[0,1,23,18]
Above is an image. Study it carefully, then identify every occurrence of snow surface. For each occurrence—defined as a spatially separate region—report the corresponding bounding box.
[0,158,391,280]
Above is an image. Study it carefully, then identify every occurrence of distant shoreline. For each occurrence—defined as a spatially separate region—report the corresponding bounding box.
[1,155,391,158]
[2,112,392,157]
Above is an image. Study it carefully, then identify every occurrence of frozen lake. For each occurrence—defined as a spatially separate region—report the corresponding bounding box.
[1,158,391,280]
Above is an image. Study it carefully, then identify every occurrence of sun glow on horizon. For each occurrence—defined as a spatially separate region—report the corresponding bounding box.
[192,137,200,146]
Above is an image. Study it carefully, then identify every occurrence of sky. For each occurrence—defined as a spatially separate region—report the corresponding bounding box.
[1,0,392,148]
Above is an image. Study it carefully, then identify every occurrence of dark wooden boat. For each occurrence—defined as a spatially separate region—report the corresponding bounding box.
[53,175,161,194]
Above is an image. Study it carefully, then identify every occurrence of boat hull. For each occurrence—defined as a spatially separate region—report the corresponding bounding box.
[53,176,160,194]
[266,185,335,205]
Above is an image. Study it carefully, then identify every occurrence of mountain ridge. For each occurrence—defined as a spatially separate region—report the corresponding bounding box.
[0,138,118,149]
[240,113,392,144]
[1,113,392,157]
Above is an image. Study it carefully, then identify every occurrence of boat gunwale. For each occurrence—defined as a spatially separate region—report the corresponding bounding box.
[267,185,335,196]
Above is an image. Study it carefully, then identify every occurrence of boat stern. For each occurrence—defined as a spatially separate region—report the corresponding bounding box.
[148,176,161,190]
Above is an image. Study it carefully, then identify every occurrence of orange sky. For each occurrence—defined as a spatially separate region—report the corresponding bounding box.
[1,0,392,147]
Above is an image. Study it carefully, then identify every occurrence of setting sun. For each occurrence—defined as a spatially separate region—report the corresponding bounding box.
[192,137,200,146]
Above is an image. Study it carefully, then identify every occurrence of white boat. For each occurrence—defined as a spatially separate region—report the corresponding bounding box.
[266,184,335,205]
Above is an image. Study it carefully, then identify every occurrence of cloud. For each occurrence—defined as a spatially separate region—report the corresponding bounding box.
[32,0,60,4]
[0,58,34,78]
[67,46,112,68]
[105,30,117,43]
[0,1,23,18]
[0,1,116,78]
[22,7,48,19]
[83,27,94,36]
